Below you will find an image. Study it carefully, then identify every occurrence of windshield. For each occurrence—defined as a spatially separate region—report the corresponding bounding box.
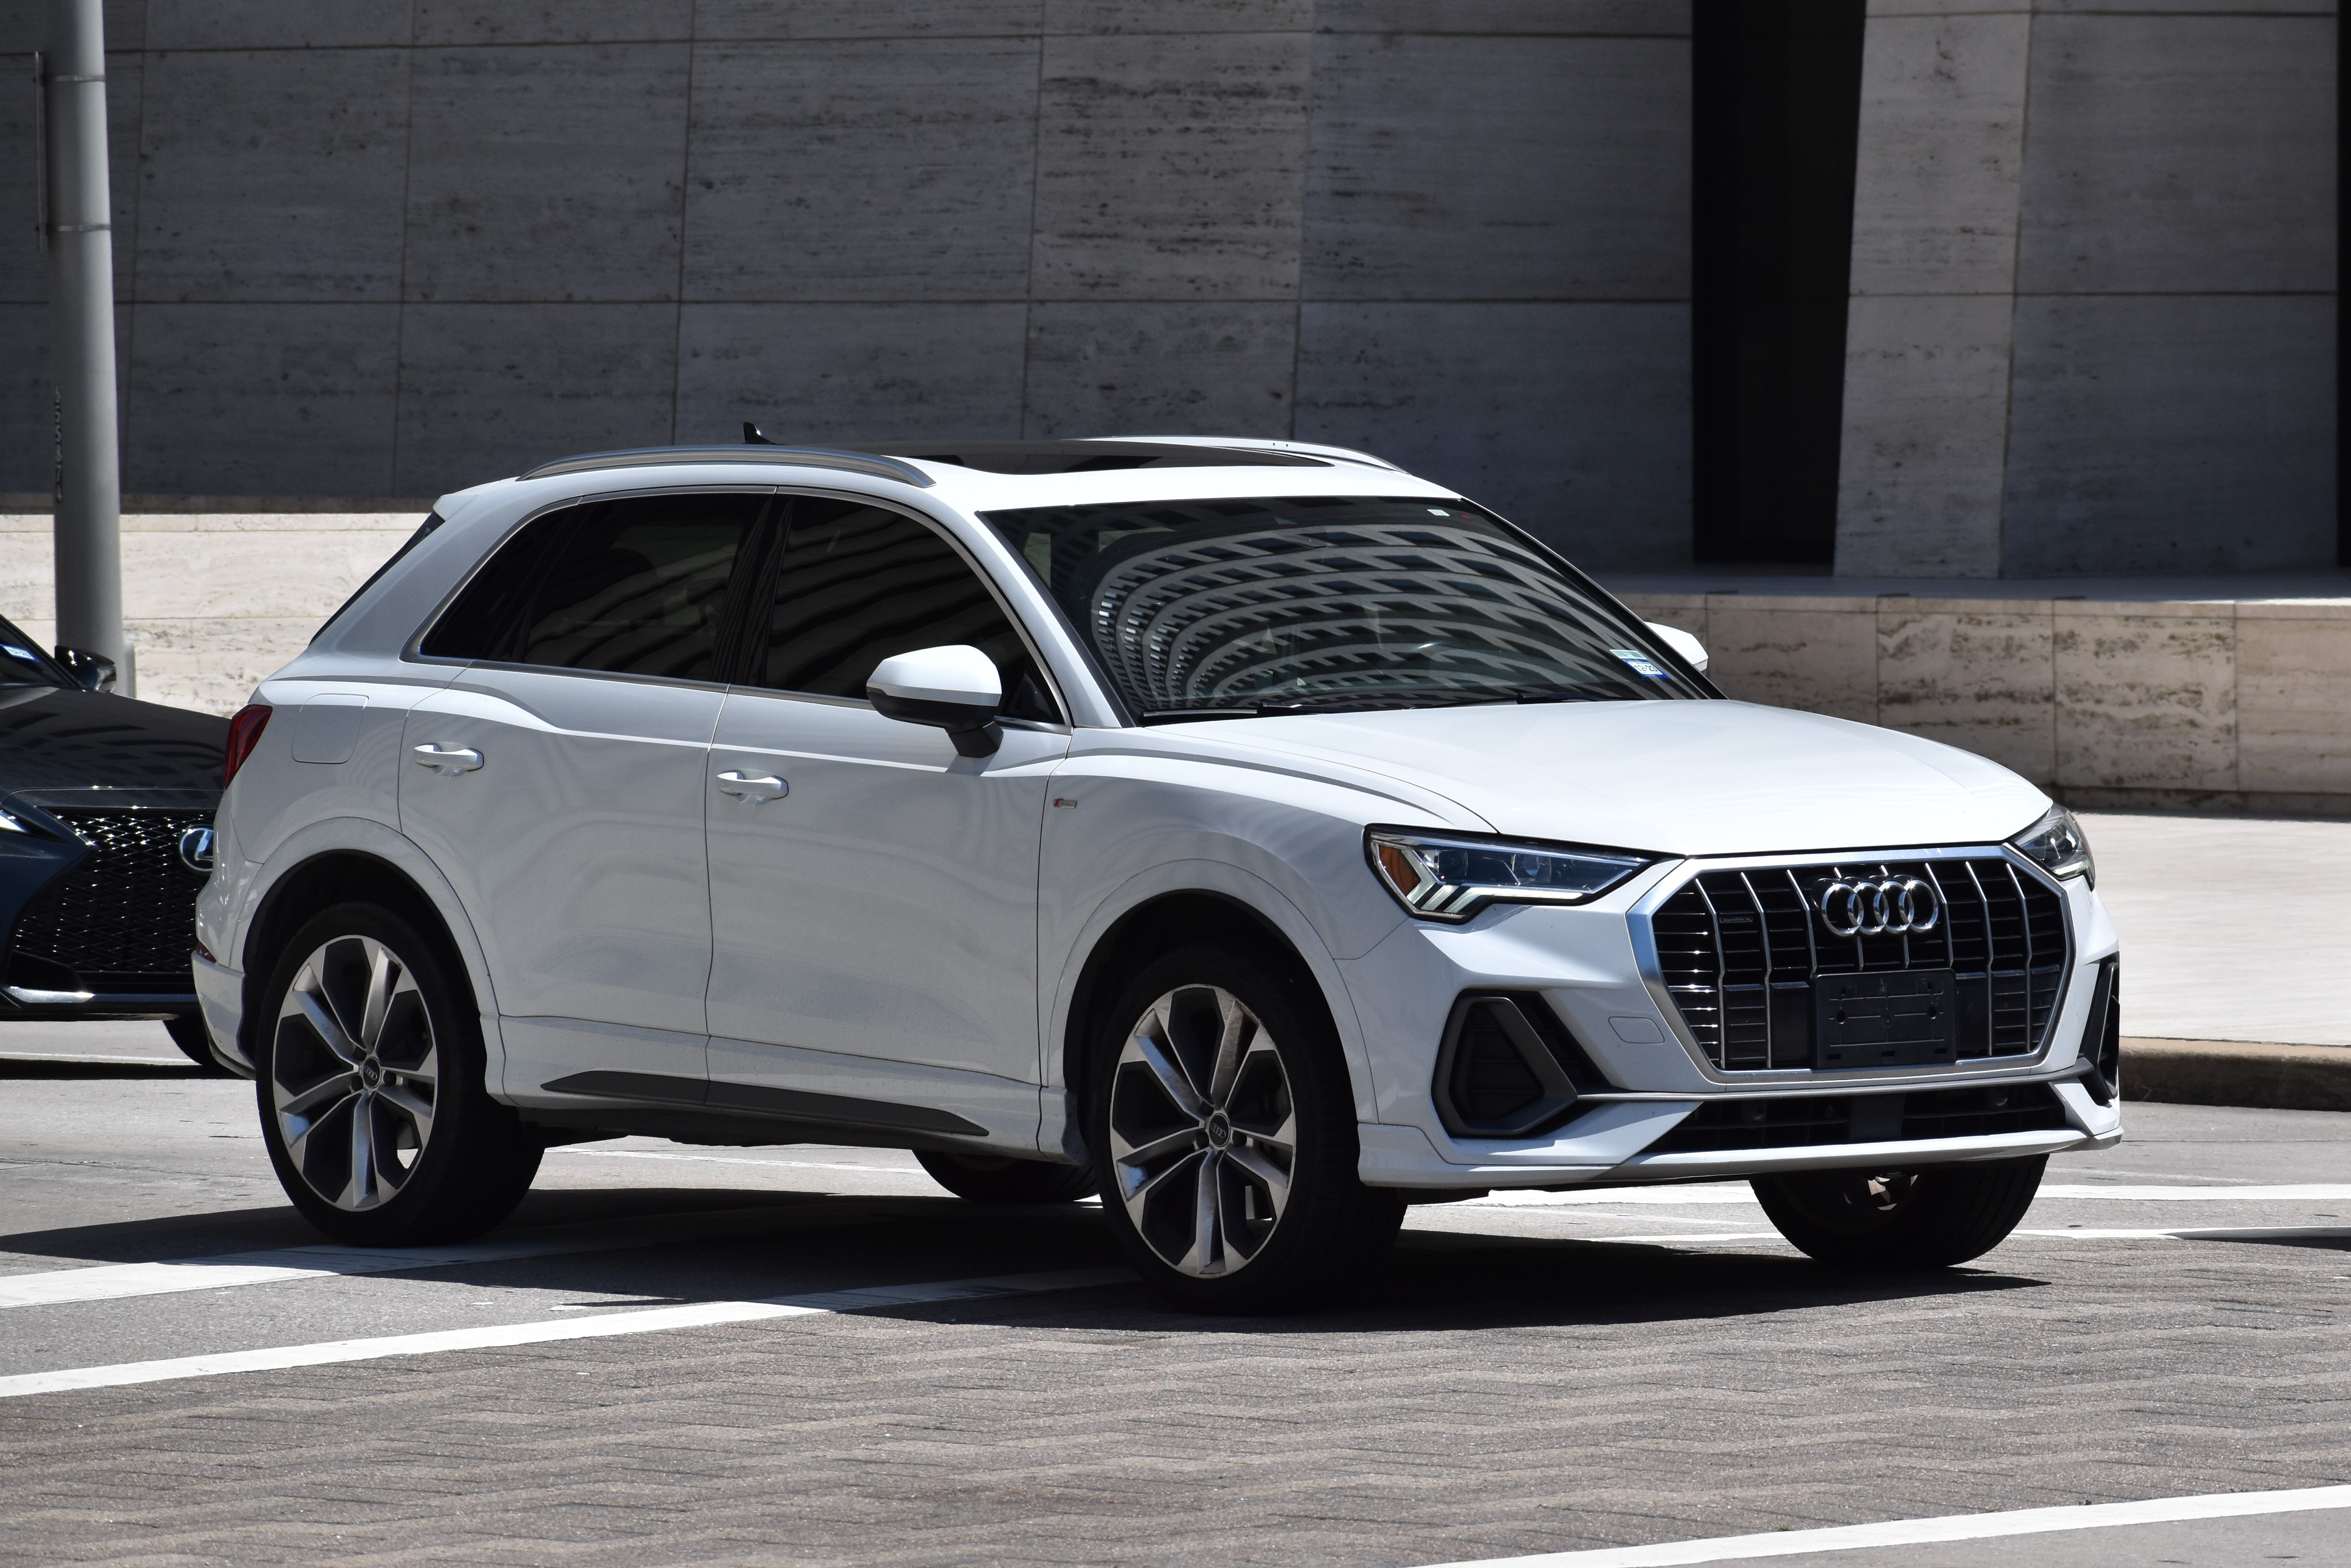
[0,616,68,688]
[980,495,1707,720]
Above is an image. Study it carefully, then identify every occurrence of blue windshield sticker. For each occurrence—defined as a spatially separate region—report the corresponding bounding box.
[1610,648,1670,679]
[1,645,35,662]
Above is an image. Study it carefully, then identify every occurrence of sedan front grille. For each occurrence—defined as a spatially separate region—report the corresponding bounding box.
[6,808,211,993]
[1650,856,2069,1071]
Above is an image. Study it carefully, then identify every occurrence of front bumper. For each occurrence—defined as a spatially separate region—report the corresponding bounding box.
[1342,845,2120,1190]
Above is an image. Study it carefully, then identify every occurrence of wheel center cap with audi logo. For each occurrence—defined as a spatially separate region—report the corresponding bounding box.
[1816,875,1940,937]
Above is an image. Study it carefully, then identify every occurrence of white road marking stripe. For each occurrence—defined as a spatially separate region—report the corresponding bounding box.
[2042,1183,2351,1201]
[2016,1225,2351,1242]
[0,1202,895,1311]
[1416,1483,2351,1567]
[0,1266,1131,1401]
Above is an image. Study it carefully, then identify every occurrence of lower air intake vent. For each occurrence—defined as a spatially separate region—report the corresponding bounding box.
[5,808,212,994]
[1432,993,1610,1140]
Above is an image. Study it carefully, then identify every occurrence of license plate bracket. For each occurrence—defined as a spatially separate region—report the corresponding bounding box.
[1814,970,1958,1068]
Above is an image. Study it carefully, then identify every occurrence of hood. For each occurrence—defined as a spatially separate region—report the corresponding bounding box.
[0,686,227,805]
[1165,700,2047,857]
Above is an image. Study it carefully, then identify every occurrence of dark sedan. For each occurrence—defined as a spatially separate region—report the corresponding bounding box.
[0,616,227,1066]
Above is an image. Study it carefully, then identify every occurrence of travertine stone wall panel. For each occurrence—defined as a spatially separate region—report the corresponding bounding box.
[1294,301,1690,568]
[144,0,410,49]
[2001,294,2337,575]
[1876,603,2055,782]
[404,44,691,303]
[393,303,679,493]
[2053,607,2236,791]
[134,48,410,301]
[412,1,696,45]
[691,1,1043,37]
[1032,31,1312,300]
[1051,0,1311,30]
[1314,2,1690,32]
[678,303,1029,445]
[1023,302,1298,439]
[126,303,400,494]
[0,512,420,713]
[682,38,1041,303]
[1704,602,1880,724]
[2017,14,2335,296]
[1845,9,2031,297]
[2238,605,2351,798]
[1302,34,1689,301]
[1834,294,2015,578]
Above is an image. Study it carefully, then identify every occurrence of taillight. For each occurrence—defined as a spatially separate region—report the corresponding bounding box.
[223,703,272,787]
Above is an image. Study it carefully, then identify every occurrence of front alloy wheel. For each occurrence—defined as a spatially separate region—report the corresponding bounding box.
[1108,984,1299,1278]
[270,934,440,1211]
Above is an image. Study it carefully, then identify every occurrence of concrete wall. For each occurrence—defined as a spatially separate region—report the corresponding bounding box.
[1836,0,2338,578]
[0,1,1696,569]
[1627,578,2351,814]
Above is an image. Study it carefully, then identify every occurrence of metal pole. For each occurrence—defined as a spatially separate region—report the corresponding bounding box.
[42,0,125,690]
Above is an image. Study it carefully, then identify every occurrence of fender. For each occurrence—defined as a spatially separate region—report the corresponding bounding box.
[230,815,511,1095]
[1040,857,1388,1162]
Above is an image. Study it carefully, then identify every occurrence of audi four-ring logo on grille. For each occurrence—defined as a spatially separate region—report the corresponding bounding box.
[1818,876,1941,937]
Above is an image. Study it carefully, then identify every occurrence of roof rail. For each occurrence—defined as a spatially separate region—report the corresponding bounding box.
[517,445,934,488]
[1107,434,1402,472]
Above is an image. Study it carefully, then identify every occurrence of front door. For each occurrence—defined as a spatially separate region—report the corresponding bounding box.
[703,497,1069,1144]
[399,490,768,1097]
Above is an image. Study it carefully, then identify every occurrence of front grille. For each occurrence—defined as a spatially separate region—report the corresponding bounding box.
[6,808,212,993]
[1645,1083,2071,1154]
[1650,856,2069,1071]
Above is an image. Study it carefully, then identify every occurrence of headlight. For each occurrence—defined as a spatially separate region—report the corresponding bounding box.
[2010,805,2095,886]
[1366,828,1653,922]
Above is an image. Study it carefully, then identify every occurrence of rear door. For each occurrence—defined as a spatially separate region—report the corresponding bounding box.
[702,497,1070,1145]
[399,490,770,1100]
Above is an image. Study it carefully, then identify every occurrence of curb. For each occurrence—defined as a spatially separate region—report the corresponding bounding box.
[2121,1037,2351,1114]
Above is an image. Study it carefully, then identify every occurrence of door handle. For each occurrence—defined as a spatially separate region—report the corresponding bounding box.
[412,743,484,776]
[716,770,788,801]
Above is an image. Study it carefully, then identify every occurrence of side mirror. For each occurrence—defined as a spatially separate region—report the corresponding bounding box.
[1644,622,1708,674]
[867,644,1003,758]
[53,647,118,693]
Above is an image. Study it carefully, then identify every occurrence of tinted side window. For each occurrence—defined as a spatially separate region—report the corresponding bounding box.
[757,500,1057,720]
[517,494,761,679]
[423,494,765,679]
[419,507,574,661]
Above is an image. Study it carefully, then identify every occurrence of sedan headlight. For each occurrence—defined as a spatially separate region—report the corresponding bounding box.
[2010,805,2095,886]
[1366,828,1653,922]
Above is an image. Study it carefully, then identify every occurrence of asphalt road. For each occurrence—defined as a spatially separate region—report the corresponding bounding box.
[0,1037,2345,1566]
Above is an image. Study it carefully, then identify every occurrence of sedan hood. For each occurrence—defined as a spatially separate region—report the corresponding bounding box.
[0,686,226,804]
[1179,701,2047,857]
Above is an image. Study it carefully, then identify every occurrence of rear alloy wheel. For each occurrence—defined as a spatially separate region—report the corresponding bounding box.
[1091,946,1400,1313]
[1751,1155,2047,1268]
[916,1148,1097,1204]
[257,903,540,1245]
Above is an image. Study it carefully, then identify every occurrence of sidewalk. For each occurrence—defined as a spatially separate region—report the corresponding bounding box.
[2084,809,2351,1111]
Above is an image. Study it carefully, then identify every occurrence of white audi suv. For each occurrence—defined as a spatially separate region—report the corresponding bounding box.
[191,436,2120,1311]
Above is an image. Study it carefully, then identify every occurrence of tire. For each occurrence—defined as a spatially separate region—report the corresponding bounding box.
[1087,944,1401,1314]
[165,1013,231,1074]
[254,902,541,1247]
[916,1148,1097,1204]
[1751,1155,2047,1268]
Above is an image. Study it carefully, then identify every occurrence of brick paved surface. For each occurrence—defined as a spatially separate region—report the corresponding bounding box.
[1,1067,2347,1567]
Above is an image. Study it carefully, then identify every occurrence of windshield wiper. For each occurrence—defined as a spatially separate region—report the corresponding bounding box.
[1140,687,1581,723]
